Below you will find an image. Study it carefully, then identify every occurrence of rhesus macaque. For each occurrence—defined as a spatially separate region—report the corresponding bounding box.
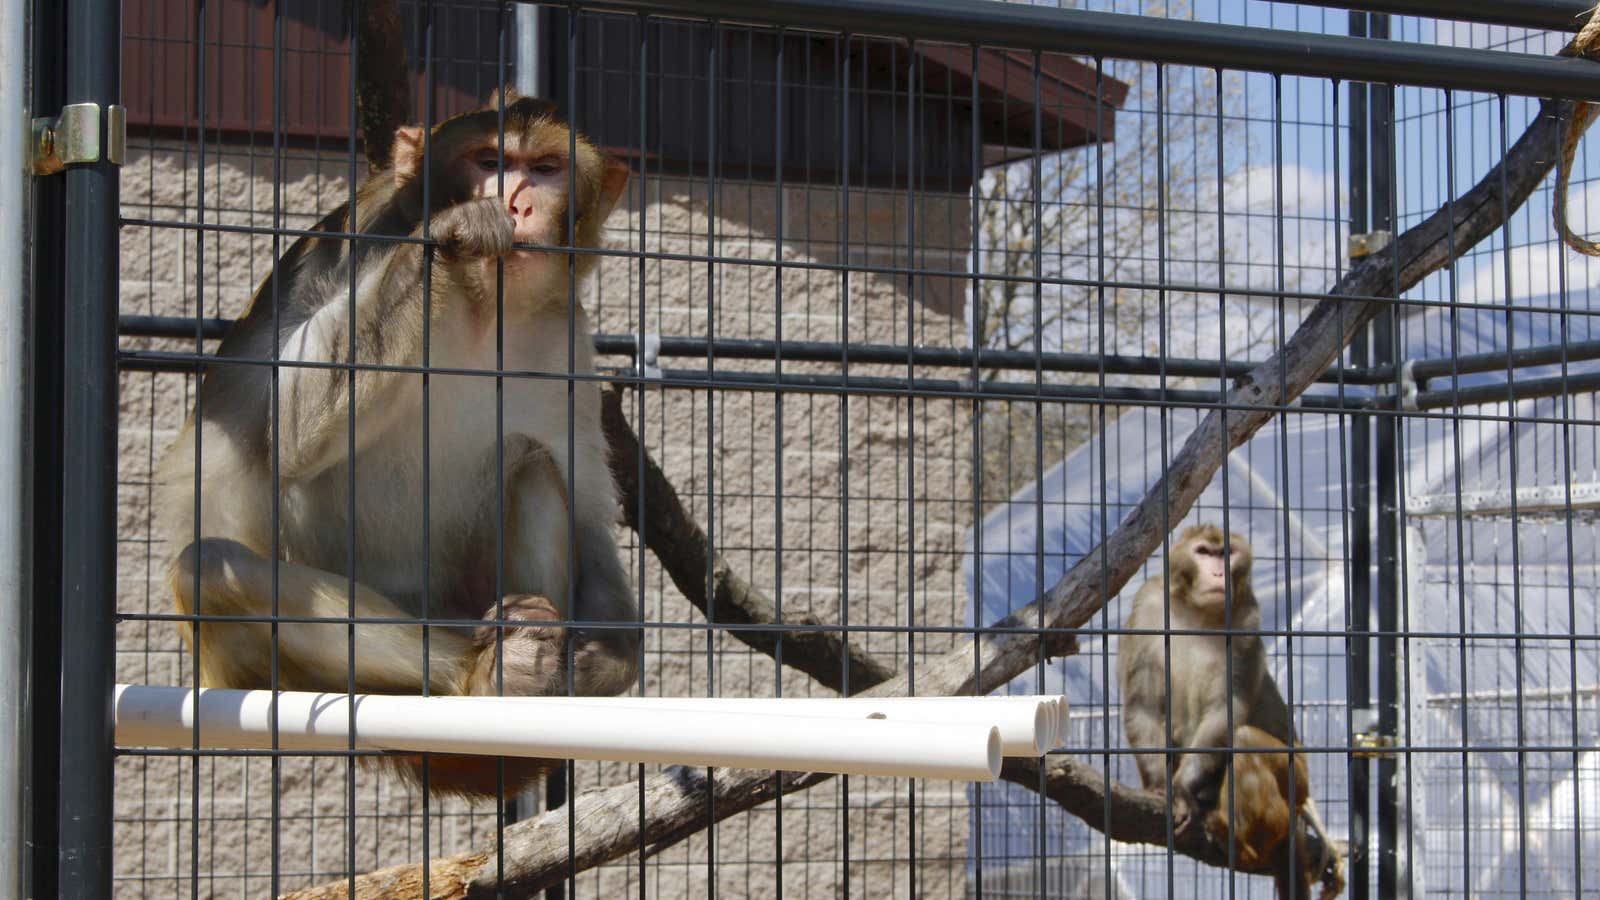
[154,89,639,798]
[1118,524,1344,899]
[1204,725,1345,900]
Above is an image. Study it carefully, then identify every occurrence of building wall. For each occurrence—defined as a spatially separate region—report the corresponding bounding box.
[114,138,979,897]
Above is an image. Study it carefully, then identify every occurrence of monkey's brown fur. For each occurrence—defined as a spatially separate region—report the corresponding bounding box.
[1205,725,1346,899]
[1120,525,1344,898]
[155,89,638,798]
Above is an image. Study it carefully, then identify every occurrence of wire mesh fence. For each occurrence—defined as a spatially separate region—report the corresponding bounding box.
[24,0,1600,897]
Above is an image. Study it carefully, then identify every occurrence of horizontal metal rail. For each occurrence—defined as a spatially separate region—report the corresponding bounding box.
[117,314,1600,389]
[1312,0,1593,31]
[116,314,1387,385]
[1412,368,1600,408]
[118,343,1599,416]
[1406,482,1600,518]
[561,0,1600,99]
[1408,339,1600,383]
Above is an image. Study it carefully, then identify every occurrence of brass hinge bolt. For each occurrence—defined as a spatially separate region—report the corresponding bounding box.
[31,103,125,175]
[1351,729,1397,759]
[1349,230,1393,259]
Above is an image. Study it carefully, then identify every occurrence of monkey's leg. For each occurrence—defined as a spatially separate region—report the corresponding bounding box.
[499,434,640,697]
[566,515,641,696]
[451,435,572,700]
[170,537,472,694]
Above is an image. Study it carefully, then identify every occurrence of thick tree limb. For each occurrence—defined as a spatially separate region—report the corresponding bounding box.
[600,385,898,693]
[346,0,411,172]
[287,65,1586,900]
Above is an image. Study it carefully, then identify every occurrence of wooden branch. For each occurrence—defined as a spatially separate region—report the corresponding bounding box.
[346,0,411,172]
[1004,757,1340,877]
[600,385,898,694]
[286,61,1588,900]
[282,853,486,900]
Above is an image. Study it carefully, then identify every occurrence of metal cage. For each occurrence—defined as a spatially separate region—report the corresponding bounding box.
[17,0,1600,896]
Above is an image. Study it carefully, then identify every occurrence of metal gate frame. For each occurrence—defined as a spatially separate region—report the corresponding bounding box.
[18,0,1600,896]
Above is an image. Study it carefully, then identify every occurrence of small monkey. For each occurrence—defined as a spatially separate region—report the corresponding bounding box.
[155,90,639,798]
[1118,524,1343,899]
[1205,725,1343,900]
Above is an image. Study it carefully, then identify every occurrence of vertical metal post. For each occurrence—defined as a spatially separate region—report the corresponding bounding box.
[1345,13,1373,899]
[514,3,544,98]
[58,0,120,893]
[27,0,66,896]
[0,0,31,895]
[1365,12,1404,897]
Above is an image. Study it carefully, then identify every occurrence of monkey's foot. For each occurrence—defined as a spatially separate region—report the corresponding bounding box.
[1165,782,1200,838]
[466,593,565,697]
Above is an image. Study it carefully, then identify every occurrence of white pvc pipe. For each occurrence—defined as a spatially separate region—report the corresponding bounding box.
[475,695,1064,757]
[0,0,29,890]
[113,685,1002,782]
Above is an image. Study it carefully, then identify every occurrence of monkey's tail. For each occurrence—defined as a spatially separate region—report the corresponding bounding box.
[1301,796,1347,899]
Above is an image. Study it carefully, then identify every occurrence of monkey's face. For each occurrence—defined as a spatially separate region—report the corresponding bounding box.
[1182,535,1251,611]
[457,136,579,286]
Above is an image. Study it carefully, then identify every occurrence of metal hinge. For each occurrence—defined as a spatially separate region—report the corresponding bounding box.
[1350,708,1398,759]
[1352,730,1398,759]
[1348,230,1392,259]
[31,103,125,175]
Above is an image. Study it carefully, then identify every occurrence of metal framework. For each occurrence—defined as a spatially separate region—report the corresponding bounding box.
[22,0,1600,896]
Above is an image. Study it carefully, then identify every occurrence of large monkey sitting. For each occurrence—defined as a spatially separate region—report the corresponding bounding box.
[154,90,639,798]
[1118,524,1344,899]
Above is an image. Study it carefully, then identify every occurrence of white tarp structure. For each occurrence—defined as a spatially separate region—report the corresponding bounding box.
[964,297,1600,896]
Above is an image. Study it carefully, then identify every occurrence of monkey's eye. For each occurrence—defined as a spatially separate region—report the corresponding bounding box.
[473,150,503,171]
[532,160,562,176]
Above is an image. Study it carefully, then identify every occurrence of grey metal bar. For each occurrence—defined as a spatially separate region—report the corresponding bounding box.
[58,0,120,891]
[1409,339,1600,382]
[1312,0,1592,32]
[0,0,29,893]
[118,313,1385,383]
[1368,13,1403,892]
[558,0,1600,99]
[121,313,1600,388]
[1346,15,1373,895]
[1412,369,1600,410]
[27,0,65,893]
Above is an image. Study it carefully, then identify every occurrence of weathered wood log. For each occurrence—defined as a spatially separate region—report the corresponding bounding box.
[281,852,484,900]
[600,385,898,694]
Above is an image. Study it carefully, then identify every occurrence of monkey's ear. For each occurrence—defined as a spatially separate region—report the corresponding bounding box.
[391,126,426,185]
[594,157,630,223]
[486,85,522,110]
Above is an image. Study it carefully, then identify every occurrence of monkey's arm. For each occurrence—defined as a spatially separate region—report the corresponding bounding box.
[1172,697,1251,794]
[275,199,513,479]
[1249,673,1298,746]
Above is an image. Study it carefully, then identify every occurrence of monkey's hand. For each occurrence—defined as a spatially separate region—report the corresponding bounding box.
[465,593,565,697]
[433,197,516,260]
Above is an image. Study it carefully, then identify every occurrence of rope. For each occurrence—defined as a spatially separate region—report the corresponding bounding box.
[1554,7,1600,255]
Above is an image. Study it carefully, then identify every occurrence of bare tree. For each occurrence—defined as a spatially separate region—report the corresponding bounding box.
[972,2,1286,498]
